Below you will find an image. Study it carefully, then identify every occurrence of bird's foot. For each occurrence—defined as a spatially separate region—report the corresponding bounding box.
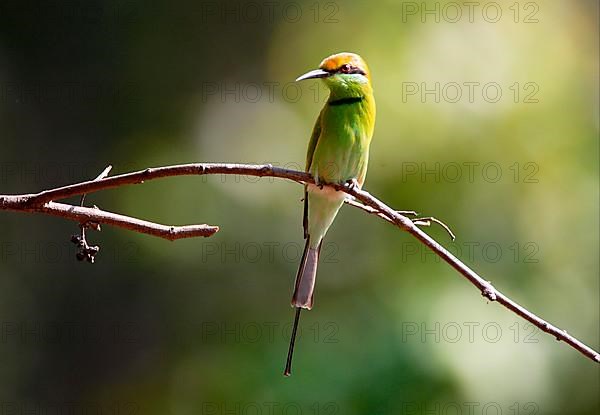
[344,178,360,191]
[312,175,325,189]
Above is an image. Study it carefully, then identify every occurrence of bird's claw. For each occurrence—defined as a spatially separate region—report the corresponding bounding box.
[344,178,360,190]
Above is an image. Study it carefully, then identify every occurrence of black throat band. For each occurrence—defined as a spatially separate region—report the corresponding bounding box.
[328,96,365,106]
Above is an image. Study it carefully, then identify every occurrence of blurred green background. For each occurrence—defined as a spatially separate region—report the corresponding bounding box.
[0,0,598,413]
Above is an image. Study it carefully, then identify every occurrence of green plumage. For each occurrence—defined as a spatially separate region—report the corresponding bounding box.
[293,52,376,309]
[285,52,376,376]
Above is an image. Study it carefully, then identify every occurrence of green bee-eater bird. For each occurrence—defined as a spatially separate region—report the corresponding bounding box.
[284,52,376,376]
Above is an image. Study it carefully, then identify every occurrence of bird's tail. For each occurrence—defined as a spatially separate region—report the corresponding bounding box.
[291,238,321,310]
[284,238,321,376]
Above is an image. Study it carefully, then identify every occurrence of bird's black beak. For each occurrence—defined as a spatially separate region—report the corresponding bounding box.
[295,69,331,82]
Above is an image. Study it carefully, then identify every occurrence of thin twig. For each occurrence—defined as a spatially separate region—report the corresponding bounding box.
[80,165,113,207]
[345,198,455,240]
[412,217,456,241]
[0,162,597,363]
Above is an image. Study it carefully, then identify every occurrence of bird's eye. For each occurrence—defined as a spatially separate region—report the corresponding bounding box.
[340,64,351,73]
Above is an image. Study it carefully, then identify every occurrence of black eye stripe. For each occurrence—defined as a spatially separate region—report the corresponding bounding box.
[338,65,365,75]
[320,65,366,76]
[347,67,366,75]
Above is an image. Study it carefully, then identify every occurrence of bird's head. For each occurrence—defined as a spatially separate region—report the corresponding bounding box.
[295,52,371,96]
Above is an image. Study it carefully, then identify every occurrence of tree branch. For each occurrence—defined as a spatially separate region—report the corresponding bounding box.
[40,202,219,241]
[0,162,598,363]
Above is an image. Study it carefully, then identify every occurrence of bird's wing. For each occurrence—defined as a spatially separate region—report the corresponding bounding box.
[303,109,323,238]
[305,108,323,171]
